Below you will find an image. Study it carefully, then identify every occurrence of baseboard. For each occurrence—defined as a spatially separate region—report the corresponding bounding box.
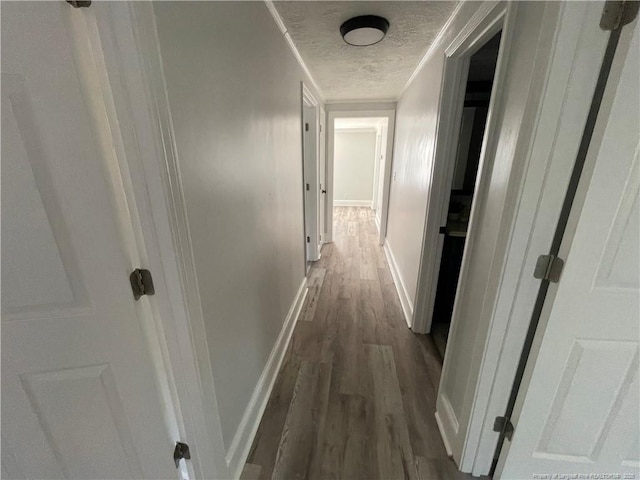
[374,214,381,233]
[383,240,414,328]
[225,278,308,478]
[435,410,454,458]
[334,199,373,207]
[440,393,459,434]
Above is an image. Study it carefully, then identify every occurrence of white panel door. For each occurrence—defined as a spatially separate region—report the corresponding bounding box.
[498,17,640,479]
[1,3,177,478]
[303,105,319,262]
[319,109,327,246]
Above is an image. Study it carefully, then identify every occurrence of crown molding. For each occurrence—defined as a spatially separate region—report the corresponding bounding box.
[264,0,325,102]
[324,98,398,105]
[399,1,465,98]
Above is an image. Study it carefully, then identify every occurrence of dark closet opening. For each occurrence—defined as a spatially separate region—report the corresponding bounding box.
[431,31,502,359]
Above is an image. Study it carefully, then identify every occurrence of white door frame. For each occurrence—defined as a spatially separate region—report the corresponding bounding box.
[414,1,615,475]
[412,2,507,336]
[302,83,321,265]
[83,3,230,478]
[461,1,614,474]
[371,124,384,215]
[319,107,327,247]
[326,109,396,245]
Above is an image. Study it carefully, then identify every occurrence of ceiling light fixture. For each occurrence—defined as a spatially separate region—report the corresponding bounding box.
[340,15,390,47]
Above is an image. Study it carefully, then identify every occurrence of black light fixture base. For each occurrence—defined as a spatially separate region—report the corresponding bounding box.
[66,0,91,7]
[340,15,390,46]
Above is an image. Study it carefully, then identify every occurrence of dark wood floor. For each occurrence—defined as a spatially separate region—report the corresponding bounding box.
[243,207,476,480]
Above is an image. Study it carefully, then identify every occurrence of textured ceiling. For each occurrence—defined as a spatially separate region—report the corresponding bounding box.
[274,1,459,101]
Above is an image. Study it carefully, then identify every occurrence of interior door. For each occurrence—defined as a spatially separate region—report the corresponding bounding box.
[498,16,639,478]
[303,104,319,263]
[376,122,388,241]
[371,128,382,213]
[1,3,177,478]
[319,109,326,246]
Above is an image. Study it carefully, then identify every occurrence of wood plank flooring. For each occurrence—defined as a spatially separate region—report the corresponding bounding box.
[243,207,478,480]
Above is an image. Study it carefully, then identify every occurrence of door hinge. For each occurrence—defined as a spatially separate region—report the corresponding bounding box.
[306,183,310,191]
[66,0,91,7]
[600,1,639,30]
[307,236,311,243]
[173,441,191,468]
[305,122,309,132]
[129,268,155,300]
[493,416,514,441]
[533,254,564,283]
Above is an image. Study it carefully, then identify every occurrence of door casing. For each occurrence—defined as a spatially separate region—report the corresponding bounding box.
[319,108,327,247]
[411,2,507,336]
[326,109,396,246]
[76,3,231,478]
[302,83,321,266]
[413,1,622,476]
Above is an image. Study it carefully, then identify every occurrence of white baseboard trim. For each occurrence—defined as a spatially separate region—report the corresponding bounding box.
[435,410,454,458]
[225,278,308,478]
[440,393,459,434]
[383,240,414,328]
[334,199,373,207]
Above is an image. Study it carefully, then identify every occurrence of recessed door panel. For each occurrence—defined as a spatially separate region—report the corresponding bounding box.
[499,13,640,478]
[1,3,177,478]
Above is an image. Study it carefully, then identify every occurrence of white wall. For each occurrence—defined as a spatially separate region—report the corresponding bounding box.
[333,130,377,205]
[152,1,322,451]
[384,3,481,313]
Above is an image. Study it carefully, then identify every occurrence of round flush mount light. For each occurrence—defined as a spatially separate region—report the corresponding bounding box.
[340,15,390,46]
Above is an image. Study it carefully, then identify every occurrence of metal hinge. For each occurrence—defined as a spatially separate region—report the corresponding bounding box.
[307,236,311,243]
[129,268,155,301]
[306,183,310,191]
[305,122,309,132]
[533,254,564,283]
[600,1,639,30]
[173,442,191,468]
[493,416,514,441]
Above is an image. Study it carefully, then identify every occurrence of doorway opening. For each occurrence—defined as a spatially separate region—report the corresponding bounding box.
[326,109,395,246]
[331,117,389,235]
[430,32,502,359]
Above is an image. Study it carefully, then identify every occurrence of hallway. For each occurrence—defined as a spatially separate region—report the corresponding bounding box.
[244,207,474,480]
